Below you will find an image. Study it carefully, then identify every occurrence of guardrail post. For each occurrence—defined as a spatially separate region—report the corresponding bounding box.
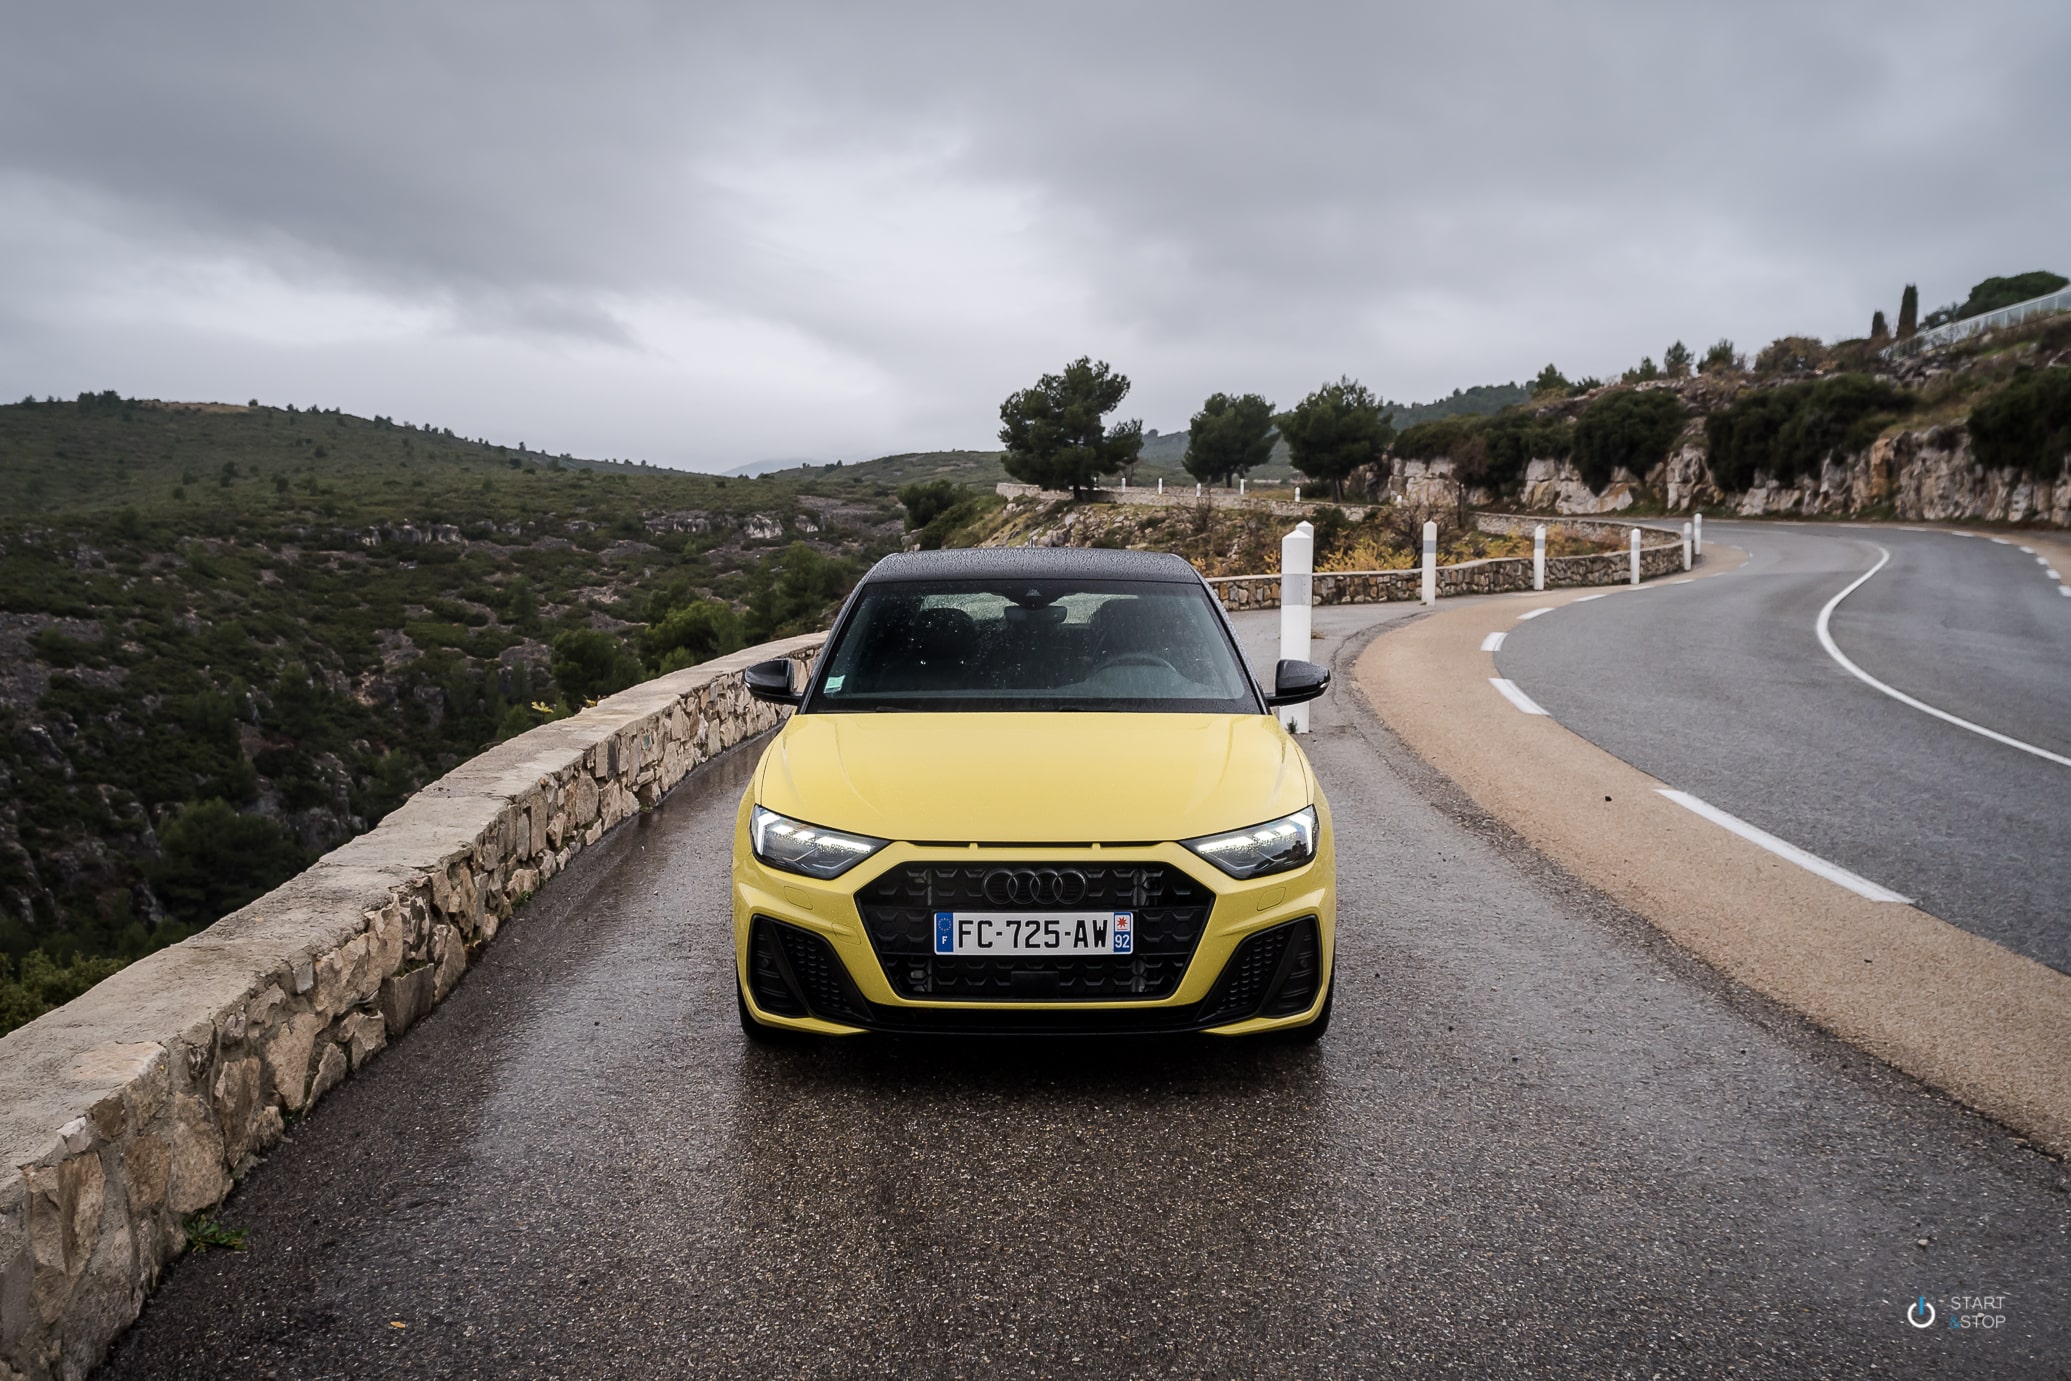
[1693,512,1703,556]
[1682,521,1693,571]
[1421,521,1438,606]
[1533,524,1546,592]
[1279,520,1315,734]
[1629,527,1641,585]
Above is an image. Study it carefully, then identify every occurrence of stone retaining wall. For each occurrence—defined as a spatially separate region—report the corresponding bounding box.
[0,635,822,1381]
[1207,517,1689,611]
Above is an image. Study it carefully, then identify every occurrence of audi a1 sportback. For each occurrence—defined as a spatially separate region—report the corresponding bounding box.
[730,547,1335,1039]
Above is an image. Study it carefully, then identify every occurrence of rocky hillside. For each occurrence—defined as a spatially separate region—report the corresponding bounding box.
[1378,313,2071,527]
[0,396,911,1027]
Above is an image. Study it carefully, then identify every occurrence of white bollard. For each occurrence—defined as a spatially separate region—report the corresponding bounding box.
[1533,524,1547,592]
[1294,487,1301,503]
[1196,482,1202,496]
[1421,521,1438,606]
[1693,512,1703,556]
[1279,521,1315,734]
[1630,527,1641,586]
[1682,521,1693,571]
[1239,477,1247,498]
[1121,475,1127,490]
[1157,478,1163,494]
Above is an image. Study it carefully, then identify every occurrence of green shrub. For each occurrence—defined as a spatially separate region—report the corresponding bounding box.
[896,480,963,530]
[549,629,643,704]
[1571,390,1687,491]
[1704,375,1914,490]
[1958,271,2068,320]
[1968,367,2071,480]
[645,598,743,671]
[149,799,311,930]
[0,949,127,1036]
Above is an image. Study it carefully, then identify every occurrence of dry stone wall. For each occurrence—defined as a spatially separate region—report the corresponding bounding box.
[1208,516,1688,611]
[0,635,822,1381]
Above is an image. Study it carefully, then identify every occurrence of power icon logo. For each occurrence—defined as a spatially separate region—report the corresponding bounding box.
[1907,1296,1936,1329]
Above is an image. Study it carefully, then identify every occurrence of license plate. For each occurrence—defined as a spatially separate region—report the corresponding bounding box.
[933,911,1135,956]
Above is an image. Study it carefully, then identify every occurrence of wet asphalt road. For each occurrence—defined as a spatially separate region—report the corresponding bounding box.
[1496,522,2071,973]
[103,587,2071,1379]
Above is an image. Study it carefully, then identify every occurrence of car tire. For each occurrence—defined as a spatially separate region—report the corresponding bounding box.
[737,978,810,1047]
[1284,976,1333,1044]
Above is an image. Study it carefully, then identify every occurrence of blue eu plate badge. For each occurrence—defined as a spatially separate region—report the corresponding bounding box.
[934,912,955,954]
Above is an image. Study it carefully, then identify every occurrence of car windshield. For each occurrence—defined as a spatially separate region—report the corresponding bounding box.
[810,576,1259,714]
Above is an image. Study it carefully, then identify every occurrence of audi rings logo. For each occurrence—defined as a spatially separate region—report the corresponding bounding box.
[982,867,1089,907]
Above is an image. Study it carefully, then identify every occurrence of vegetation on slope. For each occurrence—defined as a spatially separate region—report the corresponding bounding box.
[0,395,908,1030]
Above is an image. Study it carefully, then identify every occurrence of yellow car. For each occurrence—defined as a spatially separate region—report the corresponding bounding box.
[731,548,1335,1040]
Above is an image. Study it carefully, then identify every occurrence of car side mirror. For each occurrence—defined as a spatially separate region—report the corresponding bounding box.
[744,658,802,706]
[1265,659,1330,707]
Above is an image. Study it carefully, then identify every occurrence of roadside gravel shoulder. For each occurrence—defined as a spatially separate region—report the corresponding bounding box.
[1353,544,2071,1156]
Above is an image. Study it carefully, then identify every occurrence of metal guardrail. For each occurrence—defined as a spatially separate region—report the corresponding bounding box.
[1882,286,2071,360]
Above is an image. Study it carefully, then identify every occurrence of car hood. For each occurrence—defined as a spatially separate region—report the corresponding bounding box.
[756,712,1313,844]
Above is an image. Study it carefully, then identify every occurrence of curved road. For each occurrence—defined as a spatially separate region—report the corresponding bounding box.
[1496,522,2071,973]
[102,572,2070,1378]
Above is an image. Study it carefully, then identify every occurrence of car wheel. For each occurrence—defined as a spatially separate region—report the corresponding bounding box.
[1284,976,1333,1044]
[737,978,810,1047]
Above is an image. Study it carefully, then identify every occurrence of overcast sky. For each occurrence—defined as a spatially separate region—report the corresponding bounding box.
[3,1,2065,471]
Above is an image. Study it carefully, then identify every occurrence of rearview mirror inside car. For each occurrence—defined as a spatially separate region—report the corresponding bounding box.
[1266,659,1330,707]
[744,658,802,706]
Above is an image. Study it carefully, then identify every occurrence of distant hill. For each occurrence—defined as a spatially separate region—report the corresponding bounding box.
[1382,383,1530,429]
[724,457,834,477]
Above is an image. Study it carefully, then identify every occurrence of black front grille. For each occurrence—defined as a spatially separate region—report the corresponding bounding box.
[749,918,873,1023]
[855,861,1213,1001]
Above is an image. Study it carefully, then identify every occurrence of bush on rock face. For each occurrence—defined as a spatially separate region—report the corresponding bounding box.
[1703,375,1913,491]
[1571,389,1688,492]
[149,798,311,930]
[1968,366,2071,481]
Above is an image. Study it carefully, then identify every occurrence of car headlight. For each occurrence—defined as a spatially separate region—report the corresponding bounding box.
[749,805,888,880]
[1181,806,1318,880]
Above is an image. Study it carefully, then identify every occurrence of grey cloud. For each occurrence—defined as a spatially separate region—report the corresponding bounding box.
[2,0,2066,466]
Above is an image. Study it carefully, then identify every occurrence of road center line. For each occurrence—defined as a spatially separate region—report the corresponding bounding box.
[1481,631,1506,652]
[1815,545,2071,769]
[1489,677,1548,715]
[1655,790,1912,903]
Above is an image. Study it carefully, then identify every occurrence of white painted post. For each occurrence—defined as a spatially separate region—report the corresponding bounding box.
[1157,478,1163,494]
[1279,521,1315,734]
[1121,475,1127,490]
[1533,524,1546,592]
[1421,521,1438,606]
[1682,521,1693,571]
[1196,482,1202,497]
[1294,487,1301,503]
[1693,512,1703,556]
[1629,527,1641,585]
[1239,477,1247,498]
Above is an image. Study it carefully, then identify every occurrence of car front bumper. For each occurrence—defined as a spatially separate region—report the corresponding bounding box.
[731,799,1336,1037]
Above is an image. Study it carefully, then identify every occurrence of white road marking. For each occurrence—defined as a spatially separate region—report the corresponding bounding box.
[2061,585,2071,597]
[1817,546,2071,769]
[1489,677,1549,715]
[1481,631,1507,652]
[1574,593,1608,602]
[2049,569,2063,581]
[1656,790,1913,903]
[1517,607,1554,620]
[1991,536,2012,544]
[2021,546,2036,553]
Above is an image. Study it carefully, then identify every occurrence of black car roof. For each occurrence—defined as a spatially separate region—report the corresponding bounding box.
[860,547,1204,584]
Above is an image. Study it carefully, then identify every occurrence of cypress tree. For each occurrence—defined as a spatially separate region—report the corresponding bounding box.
[1870,310,1889,342]
[1897,285,1919,339]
